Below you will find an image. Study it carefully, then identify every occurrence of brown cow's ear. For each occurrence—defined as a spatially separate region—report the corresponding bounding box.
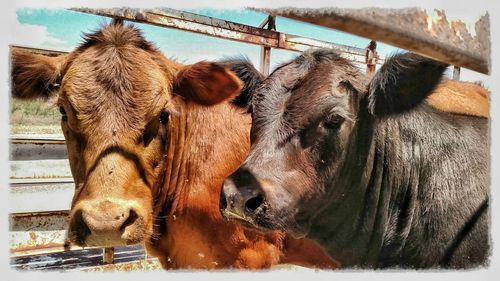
[11,49,66,100]
[173,61,243,106]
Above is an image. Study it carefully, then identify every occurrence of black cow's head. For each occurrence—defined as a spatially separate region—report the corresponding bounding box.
[220,49,447,237]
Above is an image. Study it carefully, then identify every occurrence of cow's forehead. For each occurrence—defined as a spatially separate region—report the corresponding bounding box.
[59,45,173,137]
[255,51,355,114]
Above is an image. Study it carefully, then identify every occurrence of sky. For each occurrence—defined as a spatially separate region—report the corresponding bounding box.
[11,7,489,85]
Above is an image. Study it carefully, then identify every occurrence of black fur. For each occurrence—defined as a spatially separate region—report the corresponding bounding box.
[221,49,489,269]
[368,52,448,116]
[218,58,264,112]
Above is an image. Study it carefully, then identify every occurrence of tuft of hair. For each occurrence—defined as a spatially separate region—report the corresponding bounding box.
[367,52,448,116]
[218,57,264,112]
[77,19,157,52]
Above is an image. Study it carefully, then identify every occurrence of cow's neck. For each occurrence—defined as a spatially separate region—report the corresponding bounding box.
[308,109,420,268]
[149,100,253,267]
[153,99,251,221]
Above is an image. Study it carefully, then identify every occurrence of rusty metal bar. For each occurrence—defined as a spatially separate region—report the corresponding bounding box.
[70,8,382,65]
[453,66,461,80]
[11,244,157,271]
[259,15,275,75]
[9,211,70,253]
[260,47,271,75]
[10,45,67,56]
[10,45,67,57]
[254,7,490,74]
[258,15,270,29]
[10,133,66,144]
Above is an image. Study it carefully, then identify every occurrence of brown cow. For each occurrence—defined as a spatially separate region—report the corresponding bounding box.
[10,20,335,269]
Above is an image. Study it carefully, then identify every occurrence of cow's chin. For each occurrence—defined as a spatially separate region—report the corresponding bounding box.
[256,208,309,239]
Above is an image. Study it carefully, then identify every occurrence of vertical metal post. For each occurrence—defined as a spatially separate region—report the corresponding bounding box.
[259,15,275,76]
[103,247,114,264]
[260,46,271,76]
[453,66,461,80]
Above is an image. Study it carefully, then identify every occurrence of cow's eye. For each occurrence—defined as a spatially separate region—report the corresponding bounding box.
[323,114,344,130]
[159,111,170,125]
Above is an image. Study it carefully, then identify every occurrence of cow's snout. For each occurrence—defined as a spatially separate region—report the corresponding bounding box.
[220,168,265,222]
[69,199,146,247]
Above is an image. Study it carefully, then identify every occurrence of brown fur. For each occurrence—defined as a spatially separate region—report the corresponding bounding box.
[427,79,490,118]
[10,22,335,269]
[174,61,243,106]
[11,49,67,99]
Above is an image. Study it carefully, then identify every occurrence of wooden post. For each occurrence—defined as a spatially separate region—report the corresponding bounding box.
[103,247,114,264]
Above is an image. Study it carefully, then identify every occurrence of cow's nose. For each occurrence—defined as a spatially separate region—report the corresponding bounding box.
[70,200,142,246]
[220,169,265,219]
[81,205,137,233]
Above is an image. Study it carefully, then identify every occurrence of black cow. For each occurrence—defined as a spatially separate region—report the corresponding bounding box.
[220,49,489,269]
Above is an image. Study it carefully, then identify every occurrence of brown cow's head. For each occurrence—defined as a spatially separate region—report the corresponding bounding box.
[11,20,242,247]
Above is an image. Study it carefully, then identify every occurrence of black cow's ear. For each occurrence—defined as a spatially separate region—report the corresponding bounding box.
[367,52,448,116]
[218,58,264,112]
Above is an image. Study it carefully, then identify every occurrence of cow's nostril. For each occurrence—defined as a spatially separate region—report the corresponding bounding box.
[245,194,264,213]
[220,190,228,211]
[71,210,91,243]
[120,209,139,232]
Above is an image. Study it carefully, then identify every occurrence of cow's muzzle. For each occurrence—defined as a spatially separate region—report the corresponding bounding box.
[220,168,266,225]
[69,199,146,247]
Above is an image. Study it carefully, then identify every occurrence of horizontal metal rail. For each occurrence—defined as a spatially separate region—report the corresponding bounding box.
[10,134,66,144]
[10,45,67,57]
[11,244,160,271]
[9,133,67,161]
[256,7,490,74]
[70,7,384,65]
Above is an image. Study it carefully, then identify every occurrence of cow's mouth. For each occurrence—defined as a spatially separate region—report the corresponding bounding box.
[220,207,266,231]
[221,203,307,238]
